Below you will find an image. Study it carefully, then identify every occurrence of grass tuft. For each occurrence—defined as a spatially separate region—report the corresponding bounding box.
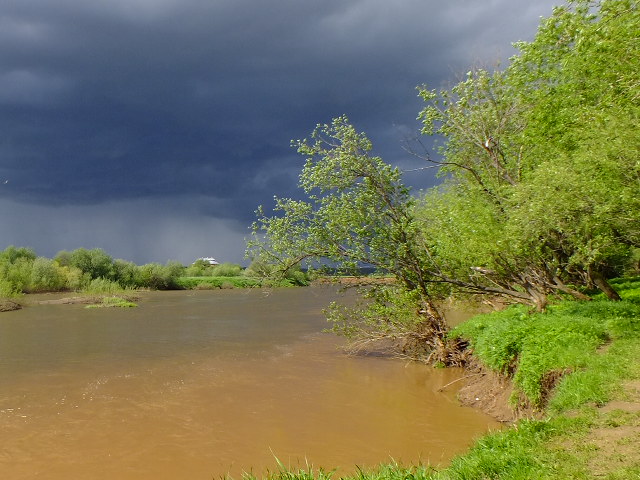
[85,296,138,308]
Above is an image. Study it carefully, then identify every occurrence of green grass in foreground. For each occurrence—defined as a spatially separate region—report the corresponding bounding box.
[239,277,640,480]
[451,277,640,410]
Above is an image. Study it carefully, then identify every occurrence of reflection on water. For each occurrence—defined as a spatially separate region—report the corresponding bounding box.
[0,287,498,479]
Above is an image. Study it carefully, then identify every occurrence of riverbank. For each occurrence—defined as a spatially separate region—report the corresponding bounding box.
[246,277,640,479]
[0,275,298,312]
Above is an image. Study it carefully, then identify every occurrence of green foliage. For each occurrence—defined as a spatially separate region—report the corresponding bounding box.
[53,250,72,267]
[68,248,115,280]
[112,259,141,288]
[0,278,20,298]
[28,257,67,293]
[242,260,310,286]
[184,262,209,277]
[453,278,640,407]
[0,247,60,294]
[83,277,126,295]
[174,276,263,289]
[2,257,32,293]
[249,115,435,300]
[59,265,90,291]
[284,268,310,286]
[0,246,36,264]
[243,258,276,277]
[548,337,637,412]
[432,416,590,480]
[184,259,243,277]
[0,245,192,292]
[327,285,423,344]
[85,296,137,308]
[136,261,184,290]
[416,0,640,306]
[210,262,243,277]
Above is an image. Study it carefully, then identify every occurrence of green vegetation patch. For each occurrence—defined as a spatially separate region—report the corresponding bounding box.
[85,296,138,308]
[175,275,308,289]
[175,276,263,289]
[451,280,640,409]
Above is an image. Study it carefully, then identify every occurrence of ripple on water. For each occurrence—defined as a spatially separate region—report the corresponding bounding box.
[0,288,499,479]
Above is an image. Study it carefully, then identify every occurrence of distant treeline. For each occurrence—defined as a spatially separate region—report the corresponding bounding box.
[0,246,309,297]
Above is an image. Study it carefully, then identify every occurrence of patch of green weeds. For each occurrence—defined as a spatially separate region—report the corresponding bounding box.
[85,296,137,308]
[240,458,337,480]
[550,337,640,412]
[82,277,127,294]
[175,276,263,289]
[451,279,640,408]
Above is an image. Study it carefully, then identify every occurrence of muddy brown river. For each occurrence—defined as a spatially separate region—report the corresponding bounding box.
[0,287,499,479]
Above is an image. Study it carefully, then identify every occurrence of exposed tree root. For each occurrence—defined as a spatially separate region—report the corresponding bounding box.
[342,311,470,367]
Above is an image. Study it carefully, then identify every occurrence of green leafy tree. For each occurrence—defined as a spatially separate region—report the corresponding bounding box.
[248,116,462,361]
[136,261,184,290]
[417,70,574,310]
[251,117,432,299]
[69,248,115,280]
[0,246,36,264]
[416,0,639,308]
[28,257,67,292]
[184,259,212,277]
[509,0,640,296]
[0,246,36,293]
[210,263,243,277]
[112,259,141,288]
[54,250,72,267]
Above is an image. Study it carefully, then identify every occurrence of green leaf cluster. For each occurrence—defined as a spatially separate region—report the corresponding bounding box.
[248,0,639,357]
[0,245,187,294]
[249,116,436,301]
[416,0,640,307]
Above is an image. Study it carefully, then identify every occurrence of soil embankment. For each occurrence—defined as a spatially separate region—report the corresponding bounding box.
[457,366,519,423]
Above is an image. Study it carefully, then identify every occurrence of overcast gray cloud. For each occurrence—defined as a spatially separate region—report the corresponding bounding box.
[0,0,559,264]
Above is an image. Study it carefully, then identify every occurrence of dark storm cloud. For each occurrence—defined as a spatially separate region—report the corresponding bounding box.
[0,0,559,262]
[0,196,246,264]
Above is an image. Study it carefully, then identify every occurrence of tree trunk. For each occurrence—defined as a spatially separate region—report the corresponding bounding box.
[552,276,592,301]
[590,268,621,301]
[418,299,470,367]
[526,287,548,311]
[417,298,449,334]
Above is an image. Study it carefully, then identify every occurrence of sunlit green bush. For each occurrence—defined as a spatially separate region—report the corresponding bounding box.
[84,278,125,294]
[135,261,184,289]
[28,257,67,292]
[0,278,20,298]
[210,262,243,277]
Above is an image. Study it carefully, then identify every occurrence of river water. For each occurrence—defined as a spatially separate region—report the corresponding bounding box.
[0,287,498,479]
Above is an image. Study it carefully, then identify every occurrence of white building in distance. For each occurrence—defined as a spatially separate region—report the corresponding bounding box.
[197,257,219,265]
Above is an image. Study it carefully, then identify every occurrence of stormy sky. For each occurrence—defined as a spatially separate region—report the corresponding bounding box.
[0,0,559,265]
